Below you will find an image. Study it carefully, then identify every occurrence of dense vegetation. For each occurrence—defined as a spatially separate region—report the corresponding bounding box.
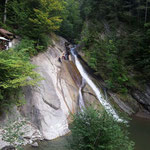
[0,0,81,111]
[0,48,42,111]
[69,107,134,150]
[1,0,146,149]
[78,0,150,93]
[0,0,82,46]
[1,0,150,94]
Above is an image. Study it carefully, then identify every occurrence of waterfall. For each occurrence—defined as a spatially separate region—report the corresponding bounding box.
[71,48,124,122]
[78,79,85,112]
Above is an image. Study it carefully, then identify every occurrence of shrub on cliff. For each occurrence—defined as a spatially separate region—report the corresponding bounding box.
[69,108,134,150]
[0,49,42,111]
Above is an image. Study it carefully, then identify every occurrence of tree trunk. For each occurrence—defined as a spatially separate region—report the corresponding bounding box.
[145,0,148,24]
[3,0,8,24]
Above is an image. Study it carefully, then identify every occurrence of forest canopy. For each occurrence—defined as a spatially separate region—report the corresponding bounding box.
[0,0,150,107]
[78,0,150,93]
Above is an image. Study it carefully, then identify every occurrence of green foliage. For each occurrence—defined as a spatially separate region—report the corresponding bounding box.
[6,0,33,36]
[104,40,129,93]
[0,50,40,88]
[70,107,134,150]
[58,0,82,41]
[37,33,52,50]
[4,0,65,43]
[15,36,51,55]
[0,49,42,111]
[79,0,150,93]
[1,0,82,44]
[29,0,65,34]
[81,29,130,93]
[14,38,38,56]
[0,0,66,51]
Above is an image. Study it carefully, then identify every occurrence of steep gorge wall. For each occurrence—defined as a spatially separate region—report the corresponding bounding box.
[0,36,83,149]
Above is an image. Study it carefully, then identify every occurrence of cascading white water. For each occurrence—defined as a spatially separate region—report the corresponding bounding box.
[71,48,124,122]
[78,79,85,112]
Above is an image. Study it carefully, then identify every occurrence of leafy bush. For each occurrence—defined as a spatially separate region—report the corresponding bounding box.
[15,38,38,56]
[70,107,134,150]
[82,31,130,93]
[58,0,82,41]
[0,49,42,111]
[37,33,51,51]
[15,37,51,55]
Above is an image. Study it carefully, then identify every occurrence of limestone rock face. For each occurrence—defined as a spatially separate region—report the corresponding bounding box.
[0,36,81,149]
[21,36,80,140]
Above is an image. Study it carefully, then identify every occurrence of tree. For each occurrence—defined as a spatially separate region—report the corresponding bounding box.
[70,108,134,150]
[6,0,34,35]
[0,49,42,110]
[30,0,65,35]
[3,0,8,24]
[58,0,82,41]
[6,0,65,40]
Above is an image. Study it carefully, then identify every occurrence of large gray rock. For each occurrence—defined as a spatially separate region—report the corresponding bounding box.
[21,36,79,140]
[0,106,43,149]
[0,36,81,149]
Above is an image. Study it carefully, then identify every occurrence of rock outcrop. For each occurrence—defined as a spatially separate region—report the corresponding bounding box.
[0,36,82,149]
[21,36,81,140]
[131,85,150,113]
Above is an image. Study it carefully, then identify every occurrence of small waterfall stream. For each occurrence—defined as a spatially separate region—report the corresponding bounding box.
[71,47,124,122]
[78,79,85,112]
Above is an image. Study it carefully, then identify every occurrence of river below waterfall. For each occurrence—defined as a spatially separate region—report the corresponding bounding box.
[24,116,150,150]
[129,116,150,150]
[24,135,70,150]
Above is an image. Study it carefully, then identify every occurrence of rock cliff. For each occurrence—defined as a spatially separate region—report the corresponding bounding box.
[21,36,82,140]
[0,36,82,149]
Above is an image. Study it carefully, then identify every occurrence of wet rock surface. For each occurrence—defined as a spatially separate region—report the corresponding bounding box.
[83,84,100,108]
